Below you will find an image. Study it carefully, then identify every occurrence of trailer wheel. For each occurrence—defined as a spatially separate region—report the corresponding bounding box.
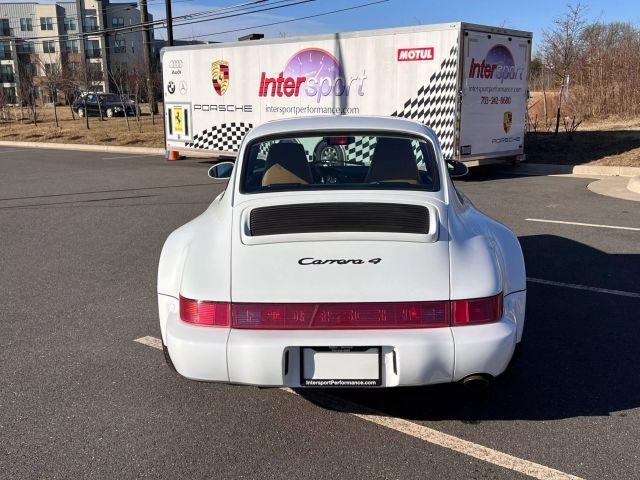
[314,140,345,166]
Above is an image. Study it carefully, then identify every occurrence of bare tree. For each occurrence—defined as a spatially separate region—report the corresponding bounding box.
[540,2,588,134]
[16,53,39,126]
[33,54,65,127]
[107,60,132,131]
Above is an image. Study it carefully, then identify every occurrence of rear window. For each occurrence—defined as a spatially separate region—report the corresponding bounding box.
[242,133,440,193]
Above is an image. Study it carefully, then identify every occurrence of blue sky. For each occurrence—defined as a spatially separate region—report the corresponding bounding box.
[6,0,639,50]
[153,0,640,49]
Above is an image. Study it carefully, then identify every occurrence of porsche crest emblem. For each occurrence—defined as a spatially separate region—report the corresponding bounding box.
[211,60,229,96]
[503,111,513,134]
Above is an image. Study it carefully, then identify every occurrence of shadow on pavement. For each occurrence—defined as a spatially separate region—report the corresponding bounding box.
[297,235,640,421]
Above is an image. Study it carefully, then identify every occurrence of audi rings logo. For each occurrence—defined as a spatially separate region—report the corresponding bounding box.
[168,59,184,75]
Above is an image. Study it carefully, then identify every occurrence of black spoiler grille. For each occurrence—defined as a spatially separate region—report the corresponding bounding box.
[249,203,430,236]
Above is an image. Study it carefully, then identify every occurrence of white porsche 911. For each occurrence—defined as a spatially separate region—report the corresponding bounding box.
[158,116,526,388]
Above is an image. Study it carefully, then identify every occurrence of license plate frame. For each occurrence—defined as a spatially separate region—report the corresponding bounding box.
[299,346,382,387]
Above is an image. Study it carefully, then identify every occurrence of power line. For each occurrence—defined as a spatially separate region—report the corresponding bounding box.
[6,0,275,42]
[0,0,274,49]
[177,0,389,41]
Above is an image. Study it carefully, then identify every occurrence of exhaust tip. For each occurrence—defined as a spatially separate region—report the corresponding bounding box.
[461,374,492,392]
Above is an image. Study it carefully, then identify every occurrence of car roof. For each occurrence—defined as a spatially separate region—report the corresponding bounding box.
[243,116,439,145]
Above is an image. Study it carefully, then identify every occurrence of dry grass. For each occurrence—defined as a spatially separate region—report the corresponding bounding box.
[0,104,165,148]
[526,115,640,167]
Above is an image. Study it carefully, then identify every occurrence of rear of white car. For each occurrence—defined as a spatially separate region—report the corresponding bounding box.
[158,116,525,387]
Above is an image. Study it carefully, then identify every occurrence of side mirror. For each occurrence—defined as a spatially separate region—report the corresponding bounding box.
[208,161,234,179]
[446,159,469,178]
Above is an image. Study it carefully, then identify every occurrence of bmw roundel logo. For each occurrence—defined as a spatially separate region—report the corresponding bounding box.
[167,81,175,94]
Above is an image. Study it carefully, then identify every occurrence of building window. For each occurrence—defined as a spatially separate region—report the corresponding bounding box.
[1,86,17,103]
[0,42,10,60]
[68,62,79,71]
[43,41,56,54]
[20,63,37,78]
[40,17,54,31]
[0,19,10,36]
[65,40,79,53]
[114,39,126,54]
[85,39,100,58]
[44,64,60,75]
[84,17,98,33]
[0,64,14,83]
[63,17,76,31]
[18,42,35,54]
[112,17,124,28]
[20,18,33,32]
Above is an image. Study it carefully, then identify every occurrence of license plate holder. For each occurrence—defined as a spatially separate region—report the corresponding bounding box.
[300,346,382,387]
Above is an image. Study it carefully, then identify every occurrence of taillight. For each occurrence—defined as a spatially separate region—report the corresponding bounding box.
[179,296,230,327]
[178,294,502,328]
[231,301,450,329]
[451,293,503,326]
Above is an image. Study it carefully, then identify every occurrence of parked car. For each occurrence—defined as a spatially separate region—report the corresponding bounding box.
[157,116,527,388]
[72,93,138,118]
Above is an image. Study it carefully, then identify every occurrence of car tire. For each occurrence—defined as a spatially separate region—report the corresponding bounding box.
[314,140,345,165]
[106,108,114,118]
[77,108,84,117]
[162,341,178,374]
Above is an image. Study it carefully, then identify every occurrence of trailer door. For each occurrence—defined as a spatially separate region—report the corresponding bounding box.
[459,30,530,161]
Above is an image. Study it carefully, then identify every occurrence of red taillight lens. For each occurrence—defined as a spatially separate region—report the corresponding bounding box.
[231,301,450,329]
[178,294,502,329]
[451,293,503,326]
[179,296,230,327]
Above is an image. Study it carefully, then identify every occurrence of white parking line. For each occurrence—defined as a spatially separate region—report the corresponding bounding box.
[102,154,159,160]
[283,388,582,480]
[527,277,640,299]
[134,335,163,349]
[526,218,640,232]
[135,336,583,480]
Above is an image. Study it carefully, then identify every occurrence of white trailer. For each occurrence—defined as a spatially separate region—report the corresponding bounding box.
[161,22,532,166]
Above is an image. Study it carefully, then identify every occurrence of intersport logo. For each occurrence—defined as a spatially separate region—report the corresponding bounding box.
[397,47,434,61]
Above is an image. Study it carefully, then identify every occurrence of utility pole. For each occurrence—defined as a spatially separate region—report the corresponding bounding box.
[165,0,174,47]
[139,0,158,114]
[75,0,90,129]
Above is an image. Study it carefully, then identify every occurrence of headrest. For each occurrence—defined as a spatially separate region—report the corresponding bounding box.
[365,138,420,184]
[262,142,313,186]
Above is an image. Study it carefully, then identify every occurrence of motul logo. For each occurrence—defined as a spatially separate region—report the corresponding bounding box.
[397,47,434,61]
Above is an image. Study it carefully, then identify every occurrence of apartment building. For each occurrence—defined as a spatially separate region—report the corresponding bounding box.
[0,1,153,104]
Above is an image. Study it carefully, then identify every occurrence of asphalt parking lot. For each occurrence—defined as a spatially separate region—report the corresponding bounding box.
[1,146,638,479]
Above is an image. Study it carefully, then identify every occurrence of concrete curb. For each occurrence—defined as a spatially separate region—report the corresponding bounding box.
[571,165,640,177]
[627,176,640,194]
[0,140,164,155]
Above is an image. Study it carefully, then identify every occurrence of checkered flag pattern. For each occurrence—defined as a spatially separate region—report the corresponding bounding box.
[392,44,459,158]
[257,140,313,161]
[345,136,377,163]
[186,122,253,151]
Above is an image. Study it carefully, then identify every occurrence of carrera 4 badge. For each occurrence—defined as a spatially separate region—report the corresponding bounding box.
[298,257,382,265]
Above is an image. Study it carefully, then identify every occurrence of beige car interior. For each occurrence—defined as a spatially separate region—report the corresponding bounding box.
[262,143,314,186]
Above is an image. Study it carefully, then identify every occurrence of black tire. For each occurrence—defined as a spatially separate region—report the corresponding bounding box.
[313,140,345,165]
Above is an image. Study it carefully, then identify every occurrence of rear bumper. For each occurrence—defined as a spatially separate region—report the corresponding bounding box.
[159,292,524,387]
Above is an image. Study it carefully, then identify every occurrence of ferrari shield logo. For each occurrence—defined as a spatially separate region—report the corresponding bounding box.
[173,107,184,133]
[211,60,229,96]
[503,111,513,134]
